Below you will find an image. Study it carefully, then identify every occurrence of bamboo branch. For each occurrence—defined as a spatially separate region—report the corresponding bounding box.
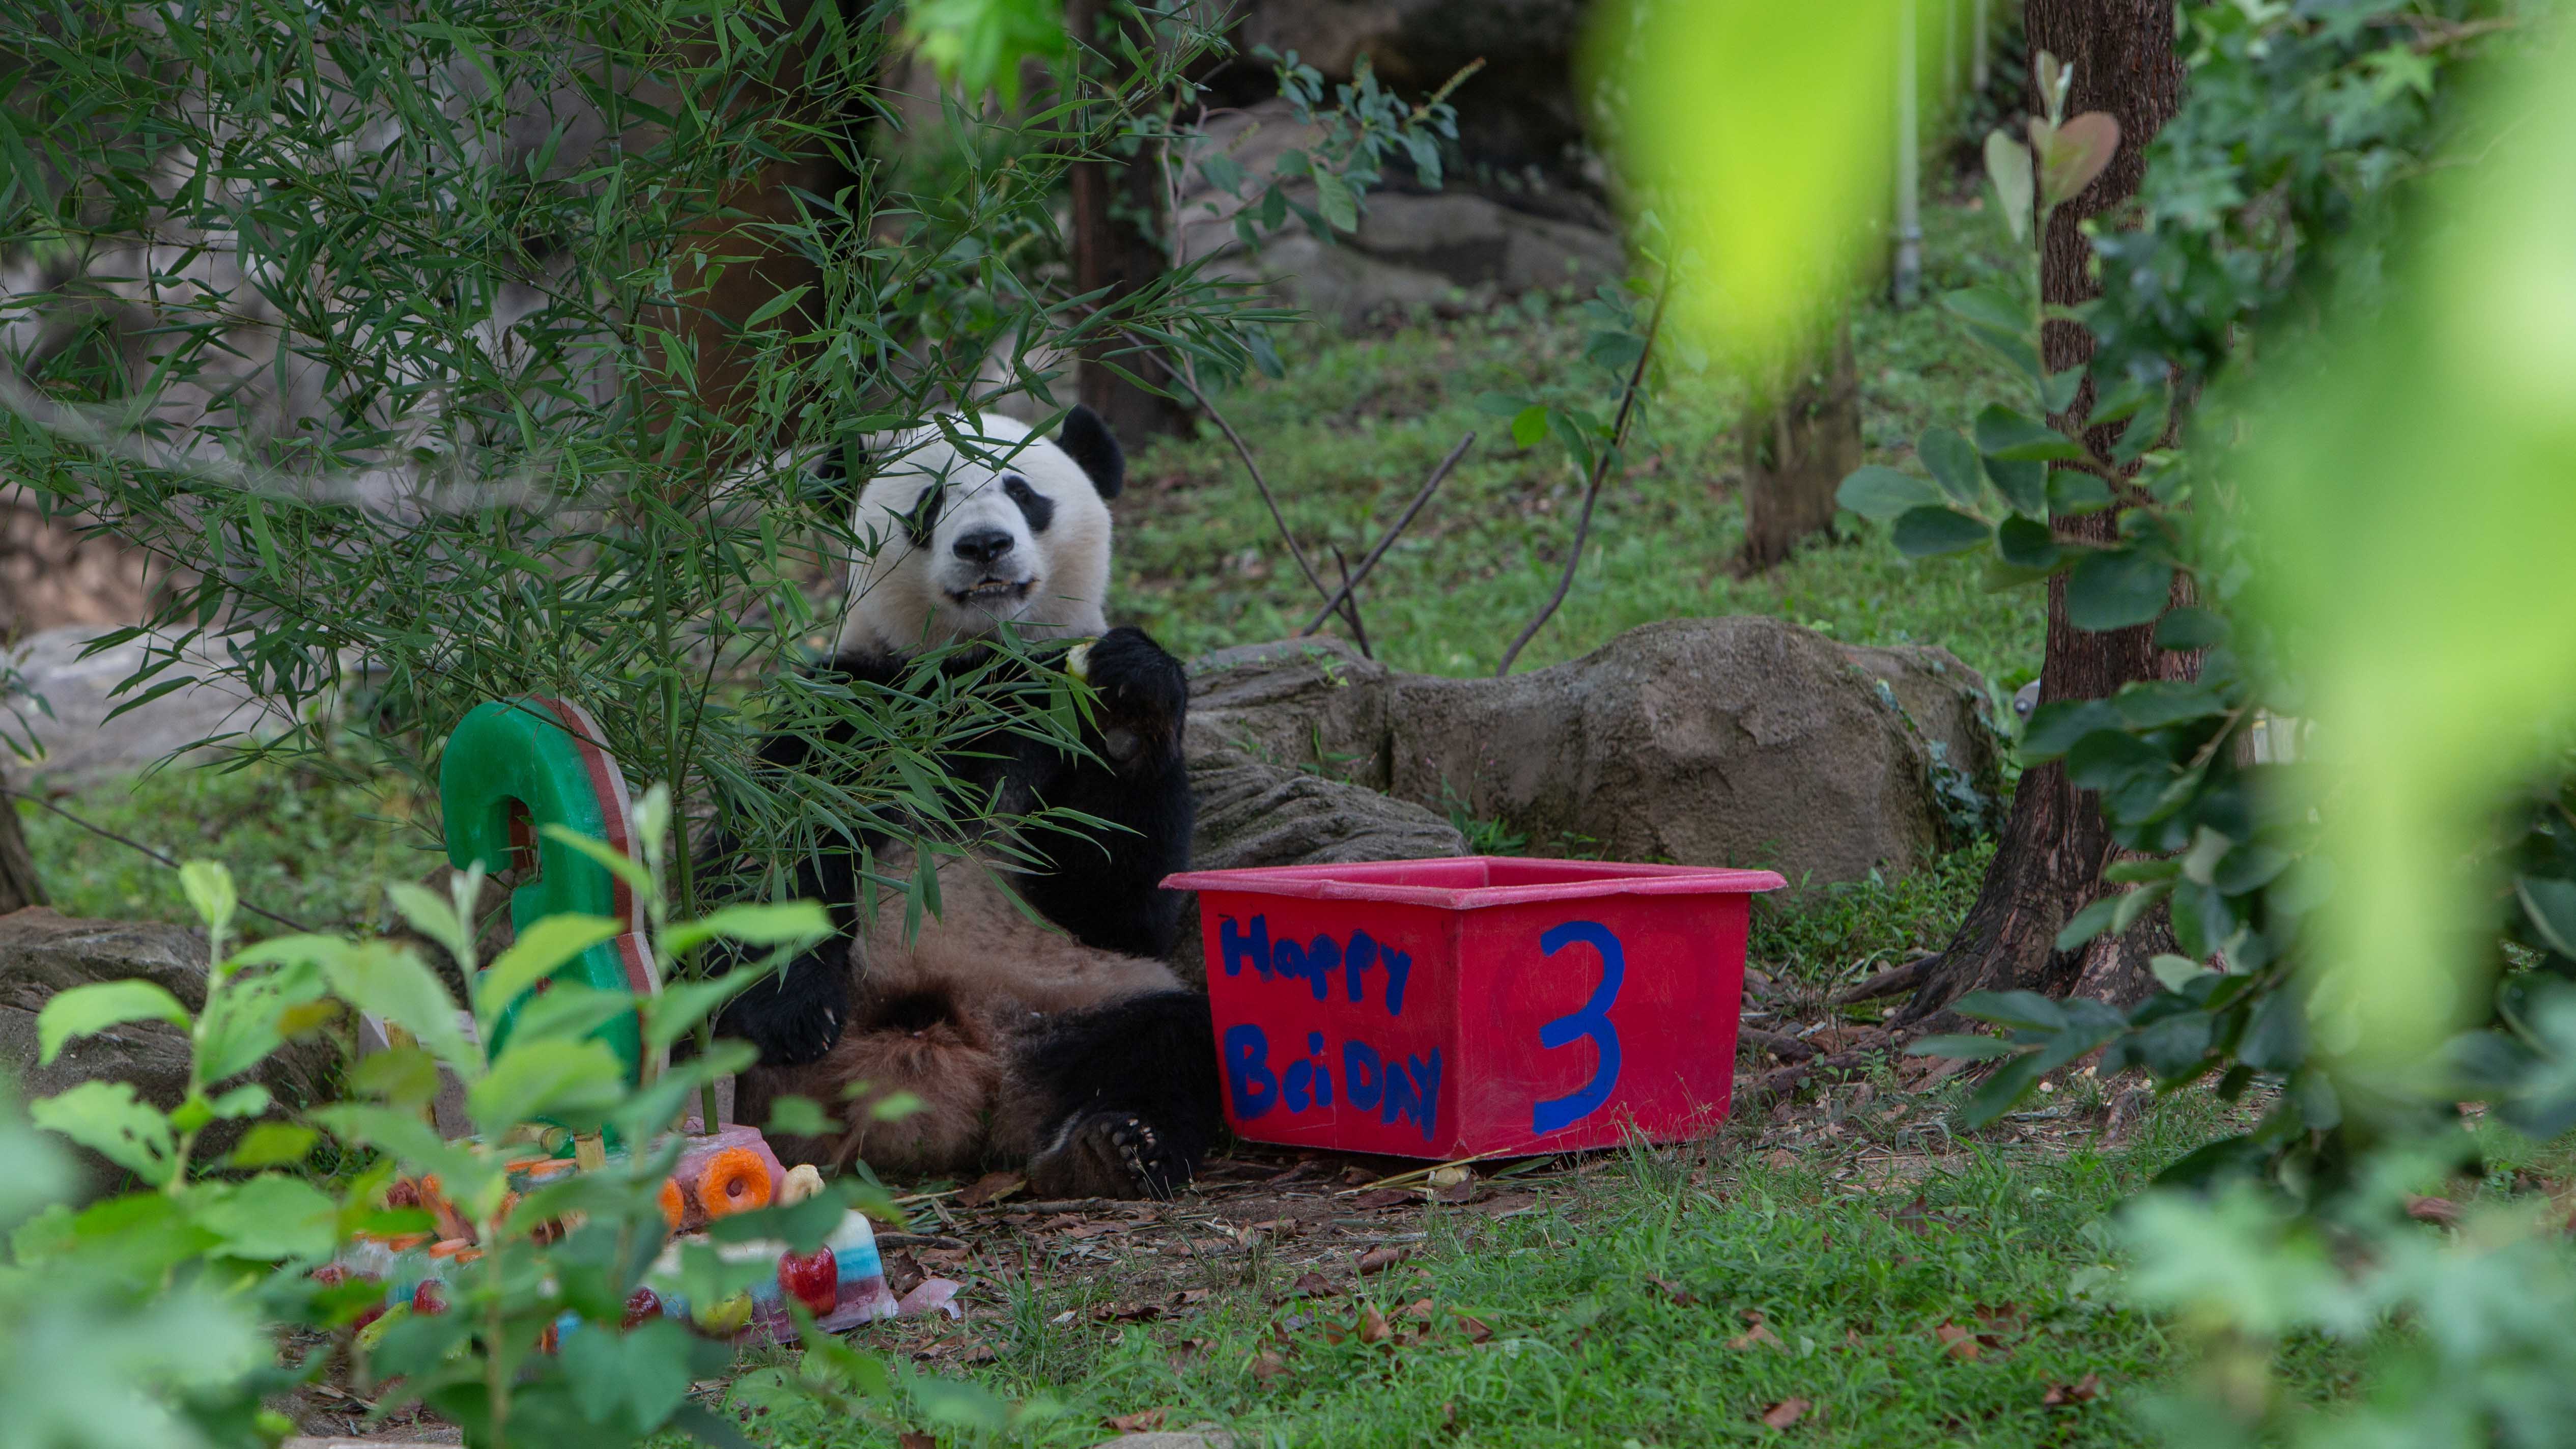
[1297,431,1475,636]
[1494,287,1667,678]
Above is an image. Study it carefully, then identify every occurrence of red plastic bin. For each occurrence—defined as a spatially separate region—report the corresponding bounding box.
[1160,856,1786,1160]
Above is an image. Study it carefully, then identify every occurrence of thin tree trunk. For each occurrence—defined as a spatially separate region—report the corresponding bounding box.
[1067,0,1187,442]
[1904,0,2183,1021]
[1739,314,1862,571]
[0,765,47,913]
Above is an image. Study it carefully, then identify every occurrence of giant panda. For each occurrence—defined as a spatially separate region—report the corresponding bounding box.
[716,406,1221,1200]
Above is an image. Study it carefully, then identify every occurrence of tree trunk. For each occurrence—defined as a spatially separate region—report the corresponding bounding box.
[1903,0,2184,1021]
[0,765,47,914]
[1066,0,1188,443]
[1739,315,1862,571]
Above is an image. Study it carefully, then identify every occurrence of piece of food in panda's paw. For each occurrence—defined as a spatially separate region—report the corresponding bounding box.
[1063,639,1095,681]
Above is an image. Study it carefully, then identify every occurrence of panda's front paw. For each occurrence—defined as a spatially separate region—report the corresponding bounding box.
[1081,627,1187,736]
[714,954,850,1068]
[1028,1109,1192,1200]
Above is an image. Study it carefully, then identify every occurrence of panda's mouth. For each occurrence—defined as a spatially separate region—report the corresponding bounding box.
[950,576,1037,607]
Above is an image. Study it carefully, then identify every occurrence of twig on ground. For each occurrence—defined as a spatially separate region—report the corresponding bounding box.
[1297,431,1477,636]
[1151,357,1338,611]
[1327,545,1373,658]
[1737,1044,1889,1116]
[1494,285,1668,678]
[1739,1026,1820,1062]
[1832,953,1939,1005]
[8,788,315,933]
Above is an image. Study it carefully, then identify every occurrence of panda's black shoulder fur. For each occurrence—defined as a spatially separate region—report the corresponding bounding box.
[714,625,1194,1067]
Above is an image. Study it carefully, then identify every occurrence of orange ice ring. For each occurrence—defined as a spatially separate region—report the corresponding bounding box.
[696,1147,772,1219]
[658,1177,688,1232]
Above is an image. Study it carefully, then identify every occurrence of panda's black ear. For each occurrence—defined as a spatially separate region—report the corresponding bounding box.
[1057,404,1125,499]
[800,438,863,515]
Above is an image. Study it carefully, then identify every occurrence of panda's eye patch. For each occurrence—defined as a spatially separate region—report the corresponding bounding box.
[898,480,947,546]
[1002,474,1055,532]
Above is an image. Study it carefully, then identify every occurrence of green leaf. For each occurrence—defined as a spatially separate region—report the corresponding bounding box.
[1918,427,1984,506]
[179,861,238,943]
[1980,131,2033,242]
[387,881,475,976]
[2040,367,2084,415]
[30,1081,177,1186]
[1974,404,2086,463]
[1892,506,1991,558]
[294,938,478,1080]
[2021,700,2122,759]
[562,1318,696,1434]
[2054,896,2118,951]
[1904,1034,2021,1062]
[37,980,190,1065]
[661,902,832,960]
[2036,110,2120,209]
[1312,169,1360,234]
[1941,286,2026,338]
[2112,681,2227,729]
[540,825,656,905]
[903,0,1067,106]
[2518,876,2576,957]
[2112,880,2174,936]
[767,1094,831,1137]
[196,959,326,1083]
[2047,469,2113,516]
[1985,457,2049,517]
[2154,606,2228,651]
[1958,1051,2051,1129]
[1954,990,2068,1032]
[475,913,622,1026]
[644,969,762,1054]
[1995,514,2059,570]
[1510,404,1550,449]
[310,1104,494,1202]
[468,1037,629,1138]
[2065,548,2172,631]
[742,285,812,330]
[205,1083,269,1119]
[190,1174,338,1262]
[2149,954,2212,993]
[1474,391,1530,417]
[1835,465,1944,521]
[352,1044,443,1108]
[870,1090,927,1122]
[222,1123,318,1170]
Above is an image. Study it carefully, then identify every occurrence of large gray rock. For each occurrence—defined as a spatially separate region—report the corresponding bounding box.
[1184,619,2002,891]
[1169,748,1465,986]
[0,908,330,1187]
[4,625,293,785]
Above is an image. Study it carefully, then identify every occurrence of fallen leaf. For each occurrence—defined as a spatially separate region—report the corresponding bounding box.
[1101,1408,1170,1432]
[1761,1398,1810,1429]
[1400,1297,1436,1322]
[1340,1164,1379,1186]
[1456,1314,1494,1344]
[1352,1188,1420,1211]
[1251,1349,1289,1384]
[898,1434,936,1449]
[1091,1301,1162,1323]
[1764,1148,1799,1170]
[1891,1194,1932,1236]
[1728,1321,1783,1351]
[1427,1165,1473,1189]
[1648,1275,1697,1307]
[884,1250,925,1298]
[1974,1301,2027,1336]
[897,1277,964,1320]
[1292,1271,1338,1297]
[2406,1194,2461,1225]
[1169,1336,1211,1371]
[957,1170,1025,1208]
[1250,1217,1301,1238]
[1933,1321,1980,1361]
[1170,1288,1212,1306]
[1434,1180,1478,1205]
[1357,1246,1411,1275]
[1356,1304,1392,1344]
[2042,1372,2103,1406]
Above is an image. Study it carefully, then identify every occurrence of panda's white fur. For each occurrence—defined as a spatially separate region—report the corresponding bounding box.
[835,413,1114,657]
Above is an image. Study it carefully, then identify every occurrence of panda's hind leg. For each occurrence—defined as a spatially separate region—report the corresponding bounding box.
[996,990,1221,1200]
[743,985,1001,1177]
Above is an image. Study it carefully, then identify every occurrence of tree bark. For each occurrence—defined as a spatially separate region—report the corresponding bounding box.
[1903,0,2184,1021]
[1066,0,1188,443]
[1738,314,1862,572]
[0,765,47,913]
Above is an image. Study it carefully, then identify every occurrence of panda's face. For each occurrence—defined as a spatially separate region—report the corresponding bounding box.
[836,410,1124,655]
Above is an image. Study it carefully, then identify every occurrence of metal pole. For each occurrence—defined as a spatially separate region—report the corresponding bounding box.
[1894,0,1922,308]
[1972,0,1990,93]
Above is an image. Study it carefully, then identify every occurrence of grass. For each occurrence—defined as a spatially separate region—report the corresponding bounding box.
[1111,189,2043,690]
[720,1094,2371,1447]
[16,754,437,940]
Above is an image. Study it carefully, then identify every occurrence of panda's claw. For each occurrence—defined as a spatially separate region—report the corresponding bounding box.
[1030,1109,1190,1201]
[714,954,851,1068]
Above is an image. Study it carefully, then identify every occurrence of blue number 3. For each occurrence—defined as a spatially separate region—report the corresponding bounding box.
[1531,921,1623,1135]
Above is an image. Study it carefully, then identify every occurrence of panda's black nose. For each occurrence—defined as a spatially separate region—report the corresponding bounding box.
[952,528,1013,566]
